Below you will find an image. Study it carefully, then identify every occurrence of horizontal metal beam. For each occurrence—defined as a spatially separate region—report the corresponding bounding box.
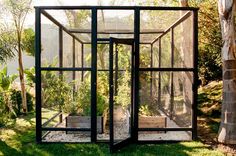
[110,37,134,45]
[41,67,92,71]
[83,42,152,45]
[35,6,199,11]
[69,28,164,34]
[42,127,91,131]
[41,10,83,44]
[42,111,62,127]
[152,11,192,44]
[139,68,194,72]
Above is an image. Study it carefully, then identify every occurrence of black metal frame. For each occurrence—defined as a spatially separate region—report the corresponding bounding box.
[109,38,135,153]
[35,6,198,149]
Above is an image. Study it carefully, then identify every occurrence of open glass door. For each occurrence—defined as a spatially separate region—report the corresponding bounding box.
[109,38,135,152]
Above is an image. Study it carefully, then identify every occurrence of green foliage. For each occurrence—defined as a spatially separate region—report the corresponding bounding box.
[190,0,222,84]
[139,104,152,116]
[42,71,73,108]
[24,67,35,87]
[0,66,17,90]
[115,70,131,109]
[0,30,15,63]
[66,78,107,116]
[10,89,34,114]
[0,94,8,127]
[73,80,91,116]
[0,66,18,126]
[22,28,35,56]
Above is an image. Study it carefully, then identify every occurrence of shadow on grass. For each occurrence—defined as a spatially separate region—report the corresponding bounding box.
[0,140,21,155]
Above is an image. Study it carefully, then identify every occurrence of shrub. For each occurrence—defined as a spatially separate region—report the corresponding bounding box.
[10,89,34,114]
[0,94,7,127]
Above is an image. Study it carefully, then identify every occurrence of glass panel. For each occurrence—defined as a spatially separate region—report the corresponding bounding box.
[41,71,91,142]
[97,9,134,39]
[174,14,194,68]
[113,43,132,143]
[140,10,194,68]
[97,71,109,141]
[75,40,82,67]
[63,31,73,67]
[139,71,193,129]
[83,44,91,68]
[41,14,59,67]
[97,43,109,70]
[140,44,151,68]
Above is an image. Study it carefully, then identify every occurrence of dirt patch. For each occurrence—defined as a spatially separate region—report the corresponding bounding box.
[198,117,236,155]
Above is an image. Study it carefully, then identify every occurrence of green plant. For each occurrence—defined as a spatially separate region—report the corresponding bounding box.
[41,71,73,108]
[65,101,78,116]
[0,66,17,120]
[10,89,34,114]
[0,93,8,127]
[24,67,35,88]
[139,104,152,116]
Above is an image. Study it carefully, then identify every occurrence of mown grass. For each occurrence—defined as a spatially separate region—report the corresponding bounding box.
[0,112,224,156]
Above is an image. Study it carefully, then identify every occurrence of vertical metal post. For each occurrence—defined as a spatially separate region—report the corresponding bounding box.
[109,39,114,151]
[72,38,76,96]
[91,8,97,142]
[59,27,63,123]
[158,39,161,107]
[133,8,140,141]
[81,43,84,82]
[170,28,174,120]
[114,43,118,96]
[192,10,198,140]
[35,8,42,143]
[59,28,63,75]
[150,44,153,97]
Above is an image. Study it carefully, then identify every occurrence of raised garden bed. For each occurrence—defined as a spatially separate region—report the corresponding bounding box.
[66,116,103,134]
[139,116,167,133]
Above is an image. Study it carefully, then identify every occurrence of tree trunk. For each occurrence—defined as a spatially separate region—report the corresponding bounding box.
[17,31,28,113]
[218,0,236,144]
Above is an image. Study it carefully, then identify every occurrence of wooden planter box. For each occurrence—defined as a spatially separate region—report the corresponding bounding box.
[139,116,167,133]
[66,116,103,134]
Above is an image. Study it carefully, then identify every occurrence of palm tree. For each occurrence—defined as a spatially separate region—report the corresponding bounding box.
[3,0,33,113]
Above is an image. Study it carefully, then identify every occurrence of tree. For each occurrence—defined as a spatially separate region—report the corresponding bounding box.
[218,0,236,144]
[2,0,32,113]
[0,28,15,63]
[190,0,222,85]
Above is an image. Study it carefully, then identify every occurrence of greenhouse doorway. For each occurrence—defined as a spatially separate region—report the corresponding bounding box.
[109,38,135,152]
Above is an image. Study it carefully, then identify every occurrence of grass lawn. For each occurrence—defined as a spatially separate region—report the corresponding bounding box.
[0,112,224,156]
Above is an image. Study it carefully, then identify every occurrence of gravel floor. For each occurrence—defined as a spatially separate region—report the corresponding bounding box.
[43,111,191,142]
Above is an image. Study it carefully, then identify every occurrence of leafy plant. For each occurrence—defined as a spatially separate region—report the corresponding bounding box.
[65,101,79,116]
[10,89,34,115]
[139,104,152,116]
[24,67,35,88]
[42,71,73,108]
[0,66,18,125]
